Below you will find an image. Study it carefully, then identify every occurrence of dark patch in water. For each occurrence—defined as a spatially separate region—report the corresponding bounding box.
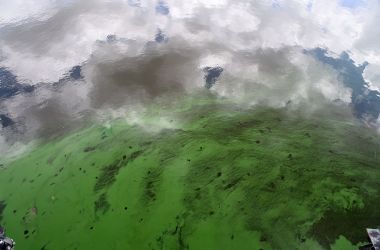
[177,224,189,250]
[237,120,261,128]
[0,200,6,222]
[260,235,267,242]
[309,199,380,249]
[83,146,96,153]
[223,177,243,190]
[183,160,225,220]
[94,193,110,214]
[94,150,143,192]
[142,167,163,204]
[157,221,189,250]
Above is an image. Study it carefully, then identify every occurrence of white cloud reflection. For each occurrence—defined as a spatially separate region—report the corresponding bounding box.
[0,0,378,155]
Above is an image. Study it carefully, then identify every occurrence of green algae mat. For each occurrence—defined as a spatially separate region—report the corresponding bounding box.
[0,97,379,250]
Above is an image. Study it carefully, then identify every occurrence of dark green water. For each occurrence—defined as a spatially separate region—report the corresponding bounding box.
[0,96,379,249]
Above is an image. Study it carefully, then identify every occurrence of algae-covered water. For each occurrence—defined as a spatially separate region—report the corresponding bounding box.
[0,96,379,250]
